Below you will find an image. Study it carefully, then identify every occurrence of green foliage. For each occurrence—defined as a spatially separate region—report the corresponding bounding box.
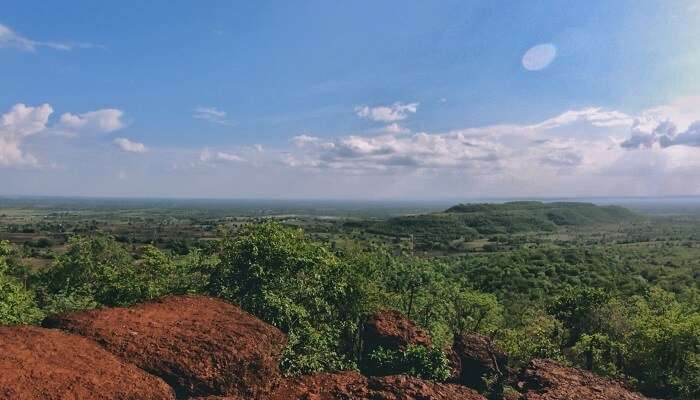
[1,203,697,399]
[138,245,211,298]
[36,236,212,311]
[380,259,504,346]
[548,286,611,345]
[364,344,452,381]
[449,288,504,335]
[36,236,142,307]
[623,289,700,399]
[0,241,43,325]
[571,333,624,378]
[355,202,636,250]
[499,311,566,365]
[208,222,358,375]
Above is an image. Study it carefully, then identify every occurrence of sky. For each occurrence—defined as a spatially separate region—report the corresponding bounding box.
[1,0,700,199]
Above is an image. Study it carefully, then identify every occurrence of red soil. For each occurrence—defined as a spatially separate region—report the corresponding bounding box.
[361,309,432,353]
[0,325,175,400]
[517,358,648,400]
[43,296,286,399]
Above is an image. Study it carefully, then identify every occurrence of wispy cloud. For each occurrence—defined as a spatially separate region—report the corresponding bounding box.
[0,23,98,52]
[355,102,418,122]
[199,148,245,163]
[284,106,639,173]
[56,109,126,136]
[113,138,147,153]
[193,106,234,126]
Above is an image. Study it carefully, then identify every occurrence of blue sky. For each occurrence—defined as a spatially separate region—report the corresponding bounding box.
[1,1,699,198]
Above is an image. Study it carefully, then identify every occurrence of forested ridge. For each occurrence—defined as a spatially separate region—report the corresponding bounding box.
[1,203,699,399]
[344,201,637,250]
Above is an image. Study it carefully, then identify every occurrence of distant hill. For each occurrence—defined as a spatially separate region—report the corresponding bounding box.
[344,201,636,250]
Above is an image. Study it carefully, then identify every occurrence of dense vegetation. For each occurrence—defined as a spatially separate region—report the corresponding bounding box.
[0,201,699,399]
[344,201,636,250]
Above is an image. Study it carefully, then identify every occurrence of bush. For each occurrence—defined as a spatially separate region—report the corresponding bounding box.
[35,236,211,311]
[0,241,43,325]
[208,222,359,374]
[364,344,452,381]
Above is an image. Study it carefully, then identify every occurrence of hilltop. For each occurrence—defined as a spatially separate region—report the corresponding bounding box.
[344,201,636,250]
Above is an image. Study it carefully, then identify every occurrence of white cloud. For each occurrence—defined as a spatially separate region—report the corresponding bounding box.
[0,23,96,52]
[57,109,126,135]
[533,108,634,130]
[384,123,408,134]
[265,96,700,197]
[0,103,53,166]
[194,106,234,126]
[292,134,321,147]
[113,137,147,153]
[216,151,245,162]
[1,103,129,168]
[199,148,245,163]
[199,148,213,162]
[355,102,418,122]
[283,101,691,177]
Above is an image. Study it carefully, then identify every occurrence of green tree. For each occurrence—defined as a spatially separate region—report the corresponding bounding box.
[449,287,504,335]
[499,311,566,365]
[548,286,610,346]
[0,241,43,325]
[208,222,359,374]
[624,288,700,399]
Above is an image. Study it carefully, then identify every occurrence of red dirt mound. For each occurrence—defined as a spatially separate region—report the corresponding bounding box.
[0,325,174,400]
[277,371,487,400]
[43,295,286,399]
[361,310,432,354]
[451,332,508,391]
[516,358,648,400]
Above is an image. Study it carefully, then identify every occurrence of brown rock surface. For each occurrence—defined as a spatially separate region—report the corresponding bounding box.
[452,332,508,391]
[361,310,432,354]
[43,295,286,399]
[268,371,487,400]
[517,358,648,400]
[0,325,174,400]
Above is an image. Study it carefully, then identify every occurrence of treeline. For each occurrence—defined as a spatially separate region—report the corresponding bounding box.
[0,222,698,399]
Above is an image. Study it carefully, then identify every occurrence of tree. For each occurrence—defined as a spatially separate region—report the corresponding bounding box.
[0,241,43,325]
[624,288,700,399]
[208,222,358,374]
[449,288,504,335]
[548,286,610,346]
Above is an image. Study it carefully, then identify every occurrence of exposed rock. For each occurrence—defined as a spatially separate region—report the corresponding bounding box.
[270,371,487,400]
[361,309,432,354]
[516,358,648,400]
[367,375,488,400]
[0,325,174,400]
[43,295,286,399]
[452,332,508,391]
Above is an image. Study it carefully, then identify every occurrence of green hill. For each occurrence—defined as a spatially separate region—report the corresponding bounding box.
[344,201,636,250]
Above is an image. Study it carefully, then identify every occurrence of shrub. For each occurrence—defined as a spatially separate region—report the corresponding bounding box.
[208,222,359,374]
[0,241,43,325]
[364,344,452,381]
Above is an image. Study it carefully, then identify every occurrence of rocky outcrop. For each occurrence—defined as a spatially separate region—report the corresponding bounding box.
[0,325,175,400]
[452,332,508,391]
[0,297,654,400]
[43,295,286,399]
[361,309,432,353]
[516,358,648,400]
[271,371,487,400]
